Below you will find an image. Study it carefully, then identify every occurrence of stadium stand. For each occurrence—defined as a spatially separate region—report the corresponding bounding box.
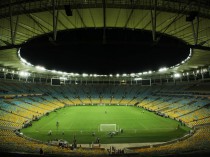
[0,79,210,156]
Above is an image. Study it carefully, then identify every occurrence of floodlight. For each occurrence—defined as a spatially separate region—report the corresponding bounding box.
[62,72,68,75]
[51,70,57,73]
[202,69,207,73]
[174,73,181,78]
[82,73,88,77]
[20,58,26,63]
[69,73,74,76]
[57,71,63,74]
[189,48,192,56]
[18,49,33,66]
[116,74,120,77]
[159,67,168,72]
[19,71,30,77]
[109,74,113,77]
[122,74,127,77]
[59,77,67,80]
[35,66,46,71]
[130,73,135,77]
[134,78,142,81]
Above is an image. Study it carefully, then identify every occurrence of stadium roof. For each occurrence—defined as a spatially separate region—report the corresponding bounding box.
[0,0,210,77]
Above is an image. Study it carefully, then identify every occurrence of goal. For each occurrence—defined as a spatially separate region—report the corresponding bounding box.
[99,124,117,132]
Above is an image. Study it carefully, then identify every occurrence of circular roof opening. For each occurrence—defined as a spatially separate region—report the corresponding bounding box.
[21,28,189,74]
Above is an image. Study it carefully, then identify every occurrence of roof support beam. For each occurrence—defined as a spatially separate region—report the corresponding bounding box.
[0,39,11,46]
[60,11,77,28]
[13,16,19,45]
[49,10,67,29]
[53,10,68,29]
[76,9,86,28]
[8,6,19,45]
[160,1,192,34]
[169,23,191,36]
[26,13,47,33]
[88,9,96,28]
[198,38,210,46]
[19,4,49,33]
[124,1,136,28]
[179,26,207,41]
[190,45,210,51]
[191,16,199,45]
[0,44,21,50]
[124,10,134,28]
[0,33,23,43]
[0,24,29,39]
[150,0,157,42]
[134,11,150,29]
[102,0,106,44]
[30,14,51,32]
[52,0,58,41]
[7,4,20,45]
[114,9,121,27]
[9,0,14,45]
[17,22,42,35]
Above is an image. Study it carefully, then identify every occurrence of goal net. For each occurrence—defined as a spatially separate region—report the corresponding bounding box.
[99,124,117,132]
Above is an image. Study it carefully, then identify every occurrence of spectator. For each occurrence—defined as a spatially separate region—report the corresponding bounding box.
[39,148,44,155]
[48,130,52,135]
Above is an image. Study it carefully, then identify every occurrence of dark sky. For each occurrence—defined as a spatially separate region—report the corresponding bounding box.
[21,28,190,74]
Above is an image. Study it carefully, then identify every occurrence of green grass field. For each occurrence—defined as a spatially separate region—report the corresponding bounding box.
[21,105,190,144]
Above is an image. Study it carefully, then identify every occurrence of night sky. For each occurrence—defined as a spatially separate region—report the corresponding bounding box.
[20,28,190,75]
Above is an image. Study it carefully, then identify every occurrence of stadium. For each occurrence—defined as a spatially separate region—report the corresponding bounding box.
[0,0,210,157]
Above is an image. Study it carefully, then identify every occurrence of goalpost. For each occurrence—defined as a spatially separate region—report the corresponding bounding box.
[99,124,119,132]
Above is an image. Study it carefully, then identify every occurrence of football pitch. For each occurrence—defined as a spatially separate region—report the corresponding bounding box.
[21,105,190,144]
